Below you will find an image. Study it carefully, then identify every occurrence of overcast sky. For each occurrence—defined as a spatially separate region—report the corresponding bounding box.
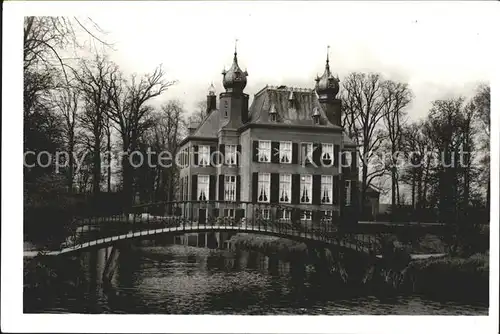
[62,1,495,120]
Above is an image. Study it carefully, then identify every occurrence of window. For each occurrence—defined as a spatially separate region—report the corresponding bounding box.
[270,114,277,122]
[225,144,237,165]
[197,175,210,201]
[322,143,333,164]
[279,141,292,163]
[199,145,210,166]
[345,180,351,206]
[260,209,270,220]
[224,101,229,118]
[345,151,352,167]
[279,209,291,220]
[258,140,271,162]
[300,174,312,203]
[279,174,291,203]
[323,210,333,217]
[257,173,270,203]
[301,210,312,220]
[224,175,236,201]
[321,175,333,204]
[224,208,235,217]
[300,143,313,164]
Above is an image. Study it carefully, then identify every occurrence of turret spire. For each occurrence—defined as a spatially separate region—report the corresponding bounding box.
[222,40,248,92]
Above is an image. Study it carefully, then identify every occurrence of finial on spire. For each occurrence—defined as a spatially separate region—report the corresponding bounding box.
[326,45,330,66]
[235,38,239,55]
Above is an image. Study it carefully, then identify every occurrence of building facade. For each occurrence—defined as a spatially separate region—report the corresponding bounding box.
[178,49,359,225]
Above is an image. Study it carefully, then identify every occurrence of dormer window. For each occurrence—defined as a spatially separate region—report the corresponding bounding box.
[269,103,277,122]
[312,107,320,125]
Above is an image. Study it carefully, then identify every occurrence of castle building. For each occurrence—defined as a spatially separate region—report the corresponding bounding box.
[178,48,359,224]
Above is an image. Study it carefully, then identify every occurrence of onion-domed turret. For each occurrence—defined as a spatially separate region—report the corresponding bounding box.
[222,45,248,93]
[315,47,339,101]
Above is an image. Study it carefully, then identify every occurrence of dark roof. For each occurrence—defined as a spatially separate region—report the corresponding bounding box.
[193,108,220,138]
[248,85,340,128]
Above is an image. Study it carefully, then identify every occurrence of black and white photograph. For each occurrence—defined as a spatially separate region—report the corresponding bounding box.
[2,1,499,333]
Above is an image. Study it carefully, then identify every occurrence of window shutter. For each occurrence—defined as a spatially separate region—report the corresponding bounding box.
[218,174,224,201]
[291,208,301,222]
[271,142,280,163]
[312,210,320,223]
[333,175,339,204]
[351,179,358,208]
[341,151,347,167]
[291,174,300,204]
[252,141,259,162]
[235,208,243,220]
[193,145,199,166]
[313,143,322,166]
[334,145,340,167]
[209,146,216,166]
[191,175,198,201]
[236,144,241,166]
[219,144,225,165]
[351,150,357,173]
[209,175,216,200]
[252,172,258,203]
[312,174,321,205]
[236,175,241,202]
[292,143,298,164]
[270,173,279,203]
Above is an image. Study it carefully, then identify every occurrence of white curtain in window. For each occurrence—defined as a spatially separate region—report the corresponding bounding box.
[300,174,312,203]
[279,174,291,203]
[258,173,270,203]
[321,175,333,204]
[198,175,210,201]
[224,175,236,201]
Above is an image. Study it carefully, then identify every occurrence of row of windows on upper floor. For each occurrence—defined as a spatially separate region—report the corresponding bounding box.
[178,141,357,169]
[179,173,355,207]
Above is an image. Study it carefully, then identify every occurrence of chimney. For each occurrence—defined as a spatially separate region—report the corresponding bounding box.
[206,83,217,116]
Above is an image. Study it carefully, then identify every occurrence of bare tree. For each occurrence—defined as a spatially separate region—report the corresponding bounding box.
[381,80,413,209]
[106,65,175,205]
[53,85,80,191]
[73,55,116,194]
[341,72,389,213]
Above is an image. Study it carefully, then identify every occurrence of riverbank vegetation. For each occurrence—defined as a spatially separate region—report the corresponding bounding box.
[228,233,489,303]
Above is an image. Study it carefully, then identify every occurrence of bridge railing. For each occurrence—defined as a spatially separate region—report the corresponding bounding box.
[52,200,382,255]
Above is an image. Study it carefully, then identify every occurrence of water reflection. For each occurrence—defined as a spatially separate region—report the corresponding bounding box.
[24,232,488,315]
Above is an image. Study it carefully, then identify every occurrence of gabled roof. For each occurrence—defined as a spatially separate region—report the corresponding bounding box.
[248,85,339,128]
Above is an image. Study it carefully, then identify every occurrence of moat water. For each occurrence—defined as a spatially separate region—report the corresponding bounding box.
[24,233,488,315]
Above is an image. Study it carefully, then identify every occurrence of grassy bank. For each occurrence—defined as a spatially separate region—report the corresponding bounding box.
[398,252,489,302]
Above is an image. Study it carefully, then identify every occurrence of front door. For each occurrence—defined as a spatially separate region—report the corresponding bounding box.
[198,208,207,225]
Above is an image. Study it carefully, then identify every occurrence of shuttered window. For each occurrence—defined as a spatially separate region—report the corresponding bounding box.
[322,143,333,165]
[300,174,312,204]
[257,173,270,203]
[279,174,291,203]
[197,175,210,201]
[224,175,237,201]
[258,140,271,162]
[321,175,333,204]
[225,145,237,165]
[199,145,210,166]
[301,210,312,220]
[279,141,292,163]
[300,143,313,164]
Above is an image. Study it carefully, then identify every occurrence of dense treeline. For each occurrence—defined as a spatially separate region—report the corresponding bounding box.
[23,16,490,253]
